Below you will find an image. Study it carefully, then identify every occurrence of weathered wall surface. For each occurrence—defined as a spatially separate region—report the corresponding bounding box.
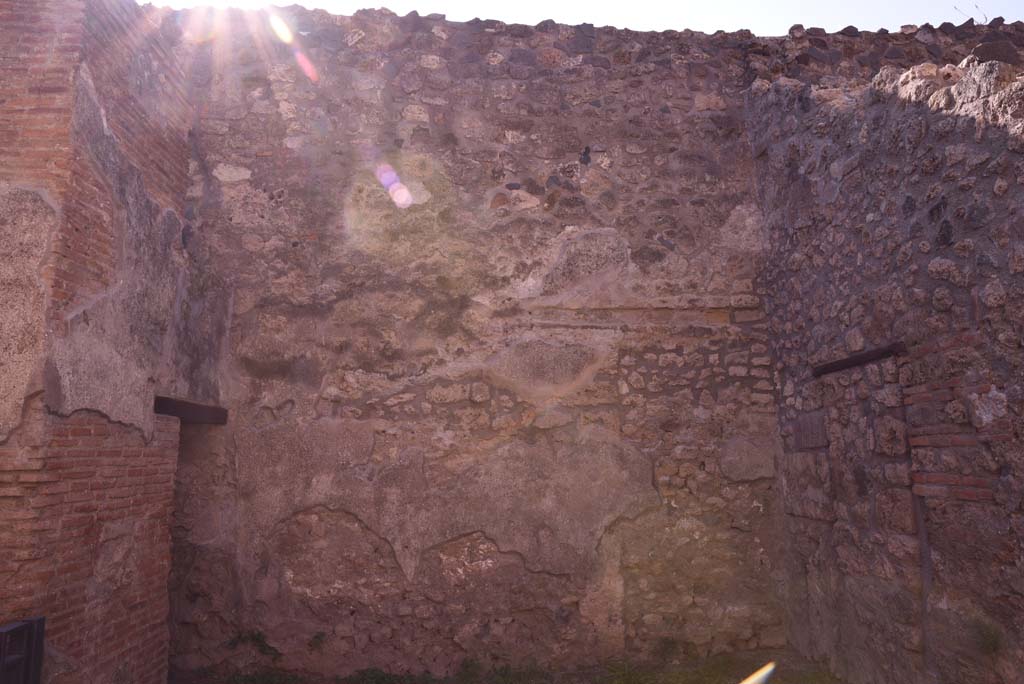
[0,0,82,440]
[167,10,1024,683]
[3,2,1024,683]
[750,46,1024,684]
[0,186,55,440]
[46,0,229,433]
[169,8,788,679]
[1,1,229,683]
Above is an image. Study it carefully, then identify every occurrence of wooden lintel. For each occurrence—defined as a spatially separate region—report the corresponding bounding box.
[811,342,907,378]
[153,396,228,425]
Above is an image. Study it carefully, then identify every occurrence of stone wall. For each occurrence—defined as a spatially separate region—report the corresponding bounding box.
[2,2,1022,683]
[167,9,1024,683]
[168,8,788,678]
[750,50,1024,684]
[165,8,1024,682]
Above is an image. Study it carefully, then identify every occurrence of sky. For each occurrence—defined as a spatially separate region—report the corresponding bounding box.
[145,0,1023,35]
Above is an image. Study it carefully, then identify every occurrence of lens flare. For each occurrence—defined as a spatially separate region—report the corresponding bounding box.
[375,164,399,188]
[374,163,413,208]
[268,14,294,44]
[388,184,413,208]
[293,50,319,82]
[177,7,218,43]
[267,13,319,83]
[738,662,776,684]
[359,146,416,209]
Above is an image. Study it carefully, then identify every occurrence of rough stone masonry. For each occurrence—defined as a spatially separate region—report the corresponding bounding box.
[0,1,1021,683]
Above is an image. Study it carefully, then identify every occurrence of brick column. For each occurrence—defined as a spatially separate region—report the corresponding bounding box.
[1,1,191,682]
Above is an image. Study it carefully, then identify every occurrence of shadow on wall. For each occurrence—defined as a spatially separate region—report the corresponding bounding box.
[748,50,1023,684]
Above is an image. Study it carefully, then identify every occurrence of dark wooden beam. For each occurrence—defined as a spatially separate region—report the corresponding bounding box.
[811,341,907,378]
[153,396,228,425]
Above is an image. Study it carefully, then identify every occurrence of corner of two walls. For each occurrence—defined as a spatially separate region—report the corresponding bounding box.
[50,0,224,433]
[5,3,1021,683]
[1,0,228,682]
[748,54,1024,684]
[169,18,1024,684]
[168,8,787,679]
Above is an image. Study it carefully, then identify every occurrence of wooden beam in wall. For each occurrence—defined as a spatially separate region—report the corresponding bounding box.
[811,342,907,378]
[153,396,228,425]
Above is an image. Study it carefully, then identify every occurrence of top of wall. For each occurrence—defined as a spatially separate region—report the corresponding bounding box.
[161,4,1024,87]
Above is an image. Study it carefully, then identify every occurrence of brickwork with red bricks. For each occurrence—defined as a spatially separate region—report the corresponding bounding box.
[2,0,189,325]
[0,400,52,625]
[54,0,191,323]
[1,1,191,682]
[0,1,85,197]
[1,406,180,684]
[900,333,1013,507]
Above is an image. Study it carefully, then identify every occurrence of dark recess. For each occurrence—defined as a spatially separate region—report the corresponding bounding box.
[153,396,229,425]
